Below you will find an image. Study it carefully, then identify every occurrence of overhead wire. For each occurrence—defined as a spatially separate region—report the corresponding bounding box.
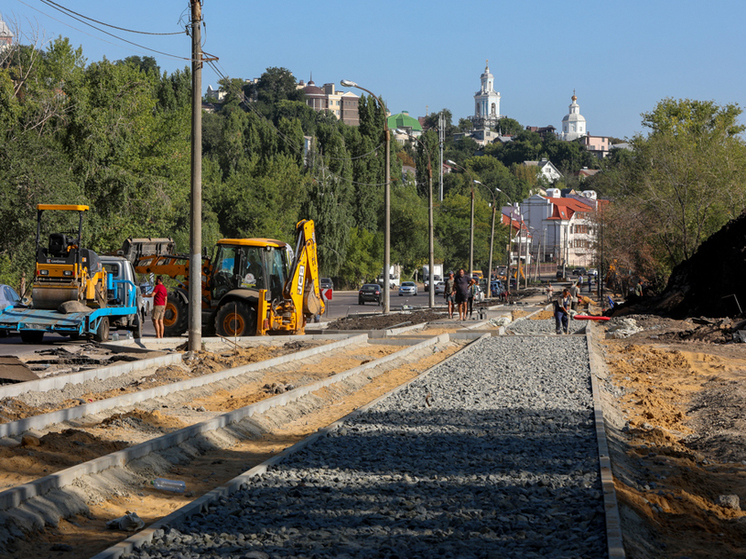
[19,0,191,62]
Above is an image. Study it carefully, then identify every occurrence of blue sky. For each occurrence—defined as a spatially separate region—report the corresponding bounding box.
[6,0,746,139]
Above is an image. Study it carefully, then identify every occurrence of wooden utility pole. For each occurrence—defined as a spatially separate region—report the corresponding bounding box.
[188,0,202,353]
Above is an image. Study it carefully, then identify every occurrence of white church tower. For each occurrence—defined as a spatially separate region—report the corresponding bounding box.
[470,60,501,129]
[560,91,587,141]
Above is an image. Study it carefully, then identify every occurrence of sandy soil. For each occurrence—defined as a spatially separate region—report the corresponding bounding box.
[602,314,746,558]
[1,341,463,559]
[0,343,401,491]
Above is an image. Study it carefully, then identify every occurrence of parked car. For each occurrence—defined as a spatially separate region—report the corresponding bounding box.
[473,285,485,303]
[435,281,446,295]
[490,280,505,297]
[399,281,417,296]
[572,267,587,277]
[588,268,598,277]
[358,283,381,305]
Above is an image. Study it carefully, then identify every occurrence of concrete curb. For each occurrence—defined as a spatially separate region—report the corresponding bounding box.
[586,322,626,558]
[0,353,184,401]
[0,334,367,439]
[90,333,487,559]
[0,333,447,514]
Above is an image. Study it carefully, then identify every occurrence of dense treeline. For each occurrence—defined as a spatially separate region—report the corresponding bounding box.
[1,36,743,294]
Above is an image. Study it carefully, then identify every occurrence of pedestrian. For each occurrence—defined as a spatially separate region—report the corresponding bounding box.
[545,282,554,302]
[467,278,478,319]
[634,280,643,297]
[454,268,470,320]
[587,275,593,293]
[569,281,579,310]
[554,288,571,335]
[444,271,456,319]
[151,275,168,338]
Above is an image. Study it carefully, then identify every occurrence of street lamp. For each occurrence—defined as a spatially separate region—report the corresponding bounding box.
[396,129,435,309]
[446,160,480,275]
[341,79,391,313]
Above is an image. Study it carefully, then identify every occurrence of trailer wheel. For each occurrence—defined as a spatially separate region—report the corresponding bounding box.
[94,317,109,342]
[163,290,188,337]
[132,311,143,339]
[20,330,44,344]
[215,301,257,337]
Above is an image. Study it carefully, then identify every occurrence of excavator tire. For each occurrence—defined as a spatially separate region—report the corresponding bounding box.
[163,289,188,338]
[215,301,257,338]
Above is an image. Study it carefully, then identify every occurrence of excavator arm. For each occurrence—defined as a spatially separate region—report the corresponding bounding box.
[257,219,324,335]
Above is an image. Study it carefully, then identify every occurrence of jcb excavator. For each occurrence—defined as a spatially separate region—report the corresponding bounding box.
[119,219,324,337]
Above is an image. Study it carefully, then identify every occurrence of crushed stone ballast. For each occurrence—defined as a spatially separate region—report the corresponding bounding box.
[99,332,625,559]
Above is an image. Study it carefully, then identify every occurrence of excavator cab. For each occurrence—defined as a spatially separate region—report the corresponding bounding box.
[32,204,107,310]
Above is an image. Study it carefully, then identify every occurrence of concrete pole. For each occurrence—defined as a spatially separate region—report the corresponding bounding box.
[487,204,495,298]
[384,119,390,314]
[428,158,435,309]
[188,0,202,353]
[469,185,474,276]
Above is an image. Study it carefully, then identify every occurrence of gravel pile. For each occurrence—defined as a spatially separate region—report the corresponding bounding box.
[507,315,586,335]
[124,336,606,559]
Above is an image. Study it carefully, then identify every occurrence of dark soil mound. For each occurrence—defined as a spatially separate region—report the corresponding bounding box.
[327,310,446,331]
[650,211,746,319]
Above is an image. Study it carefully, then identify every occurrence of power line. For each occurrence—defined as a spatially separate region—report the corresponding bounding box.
[39,0,185,35]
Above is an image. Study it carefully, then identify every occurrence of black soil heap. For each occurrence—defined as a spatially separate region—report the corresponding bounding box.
[653,210,746,318]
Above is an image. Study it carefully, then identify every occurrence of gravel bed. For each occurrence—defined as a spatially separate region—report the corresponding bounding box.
[506,315,586,335]
[124,336,606,559]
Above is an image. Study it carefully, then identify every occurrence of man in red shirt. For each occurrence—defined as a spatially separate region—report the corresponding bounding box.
[151,276,168,338]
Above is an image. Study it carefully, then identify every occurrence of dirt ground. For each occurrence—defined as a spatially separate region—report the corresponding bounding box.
[602,313,746,558]
[327,310,447,330]
[1,341,463,559]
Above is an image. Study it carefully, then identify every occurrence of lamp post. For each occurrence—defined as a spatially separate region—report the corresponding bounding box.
[341,79,390,313]
[397,129,435,309]
[446,160,480,275]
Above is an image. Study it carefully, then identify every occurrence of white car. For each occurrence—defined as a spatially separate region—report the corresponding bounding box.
[435,281,446,295]
[399,281,417,296]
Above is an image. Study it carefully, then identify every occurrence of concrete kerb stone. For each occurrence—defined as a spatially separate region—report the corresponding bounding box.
[0,353,184,401]
[0,333,447,514]
[585,322,627,559]
[90,332,486,559]
[0,334,368,439]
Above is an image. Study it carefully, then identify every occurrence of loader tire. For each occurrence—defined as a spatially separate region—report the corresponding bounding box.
[215,301,257,338]
[163,290,188,337]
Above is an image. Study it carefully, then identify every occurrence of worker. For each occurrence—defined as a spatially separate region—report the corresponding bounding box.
[554,288,571,335]
[569,282,580,310]
[151,275,168,338]
[545,282,554,302]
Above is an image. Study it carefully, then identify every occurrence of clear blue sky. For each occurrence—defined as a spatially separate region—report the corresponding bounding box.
[6,0,746,139]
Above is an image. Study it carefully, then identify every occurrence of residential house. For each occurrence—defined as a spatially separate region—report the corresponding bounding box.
[300,79,360,126]
[523,158,563,184]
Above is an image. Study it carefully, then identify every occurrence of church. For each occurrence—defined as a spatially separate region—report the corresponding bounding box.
[469,61,501,130]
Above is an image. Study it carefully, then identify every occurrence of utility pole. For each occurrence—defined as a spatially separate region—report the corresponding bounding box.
[188,0,202,353]
[439,113,444,202]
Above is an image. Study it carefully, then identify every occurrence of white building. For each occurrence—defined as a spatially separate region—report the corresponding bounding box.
[520,189,600,267]
[560,92,587,141]
[523,158,563,184]
[470,60,501,129]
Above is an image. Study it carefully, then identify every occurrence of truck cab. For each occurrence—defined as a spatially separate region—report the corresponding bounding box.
[100,255,145,337]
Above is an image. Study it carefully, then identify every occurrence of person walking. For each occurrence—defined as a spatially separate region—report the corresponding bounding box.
[554,288,571,335]
[467,278,478,319]
[587,275,593,293]
[454,269,470,321]
[545,282,554,302]
[151,275,168,338]
[444,271,456,319]
[569,281,579,310]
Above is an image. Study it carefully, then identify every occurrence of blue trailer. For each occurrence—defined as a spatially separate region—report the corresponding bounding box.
[0,276,140,343]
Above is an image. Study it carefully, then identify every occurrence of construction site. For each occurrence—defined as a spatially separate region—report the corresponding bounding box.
[0,213,746,559]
